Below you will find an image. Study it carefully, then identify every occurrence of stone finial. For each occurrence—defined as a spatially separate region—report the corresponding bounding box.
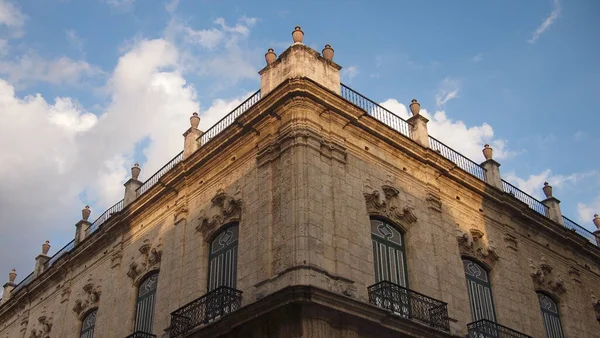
[41,240,51,255]
[409,99,421,116]
[292,26,304,44]
[82,205,91,221]
[265,48,277,65]
[322,44,334,60]
[8,269,16,283]
[190,112,200,129]
[482,144,493,160]
[542,182,553,198]
[594,214,600,230]
[131,163,141,180]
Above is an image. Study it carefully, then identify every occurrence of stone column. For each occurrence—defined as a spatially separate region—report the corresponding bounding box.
[183,112,203,160]
[593,214,600,246]
[124,163,142,207]
[480,144,502,189]
[75,205,92,245]
[1,269,17,304]
[406,99,430,147]
[541,182,564,225]
[34,241,51,277]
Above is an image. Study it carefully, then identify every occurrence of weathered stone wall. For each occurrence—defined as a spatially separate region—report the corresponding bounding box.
[1,79,599,338]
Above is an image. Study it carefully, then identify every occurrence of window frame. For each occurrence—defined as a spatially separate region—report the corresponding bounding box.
[207,222,240,292]
[462,257,497,322]
[537,291,565,338]
[133,270,159,334]
[370,217,409,287]
[79,308,98,338]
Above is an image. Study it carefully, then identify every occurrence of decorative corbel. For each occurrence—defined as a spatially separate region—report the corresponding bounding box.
[529,257,566,295]
[363,183,417,226]
[29,316,52,338]
[457,228,499,267]
[195,189,243,240]
[72,281,101,316]
[126,241,162,284]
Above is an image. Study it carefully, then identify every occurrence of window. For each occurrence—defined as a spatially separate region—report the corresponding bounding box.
[134,272,159,334]
[208,224,239,291]
[537,293,564,338]
[80,309,97,338]
[371,219,407,286]
[463,259,496,322]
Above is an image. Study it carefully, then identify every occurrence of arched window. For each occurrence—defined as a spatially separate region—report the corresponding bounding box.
[463,259,496,322]
[208,224,239,291]
[80,309,97,338]
[371,218,407,286]
[134,271,159,334]
[537,293,564,338]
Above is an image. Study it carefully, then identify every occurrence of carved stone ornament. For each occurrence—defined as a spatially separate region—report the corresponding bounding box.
[592,291,600,322]
[126,242,162,283]
[196,189,243,240]
[529,256,566,295]
[503,233,519,251]
[29,316,52,338]
[568,266,582,283]
[457,228,499,267]
[363,185,417,226]
[72,282,101,316]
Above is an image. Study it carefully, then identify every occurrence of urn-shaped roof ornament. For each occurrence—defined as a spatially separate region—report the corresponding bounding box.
[594,214,600,230]
[542,182,553,198]
[82,205,91,221]
[42,240,51,255]
[482,144,493,160]
[190,112,200,129]
[265,48,276,65]
[409,98,420,116]
[292,26,304,44]
[322,44,334,60]
[131,163,141,180]
[8,268,16,283]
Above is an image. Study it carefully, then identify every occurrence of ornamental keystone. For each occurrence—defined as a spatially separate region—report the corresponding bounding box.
[322,44,334,60]
[542,182,553,198]
[190,112,200,129]
[82,205,91,221]
[8,268,16,283]
[292,26,304,44]
[41,240,50,255]
[482,144,493,160]
[265,48,276,65]
[131,163,141,180]
[409,99,420,116]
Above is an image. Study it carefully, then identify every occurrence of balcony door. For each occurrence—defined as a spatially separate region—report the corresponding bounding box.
[463,259,496,322]
[208,224,239,291]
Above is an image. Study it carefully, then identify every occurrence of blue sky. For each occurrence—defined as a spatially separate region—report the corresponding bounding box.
[0,0,599,287]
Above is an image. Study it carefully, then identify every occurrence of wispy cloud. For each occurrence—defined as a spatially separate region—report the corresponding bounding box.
[529,0,561,44]
[435,77,460,106]
[342,65,359,81]
[471,53,483,63]
[66,29,84,54]
[105,0,135,11]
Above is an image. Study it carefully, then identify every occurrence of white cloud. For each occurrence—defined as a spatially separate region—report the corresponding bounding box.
[380,99,512,161]
[0,53,103,87]
[435,77,460,106]
[0,0,26,28]
[574,130,587,141]
[105,0,135,11]
[66,29,84,53]
[165,0,179,13]
[503,169,599,200]
[529,0,561,44]
[342,65,359,81]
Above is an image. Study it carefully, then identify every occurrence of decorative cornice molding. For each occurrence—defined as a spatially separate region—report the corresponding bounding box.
[529,256,566,296]
[196,189,243,241]
[363,183,417,226]
[72,281,101,316]
[457,228,499,267]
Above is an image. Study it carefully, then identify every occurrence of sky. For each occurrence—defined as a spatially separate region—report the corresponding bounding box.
[0,0,599,292]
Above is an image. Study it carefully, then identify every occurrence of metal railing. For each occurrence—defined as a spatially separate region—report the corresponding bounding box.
[125,332,156,338]
[429,136,486,181]
[467,319,532,338]
[340,84,411,137]
[10,272,34,295]
[563,216,599,245]
[368,281,450,332]
[89,199,124,234]
[501,180,549,216]
[200,90,262,145]
[44,239,75,269]
[170,286,243,338]
[137,152,184,195]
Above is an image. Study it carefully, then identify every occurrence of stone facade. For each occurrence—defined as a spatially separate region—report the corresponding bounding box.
[1,30,600,338]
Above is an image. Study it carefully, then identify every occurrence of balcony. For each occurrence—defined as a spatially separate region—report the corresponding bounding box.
[169,286,243,338]
[125,332,156,338]
[367,281,450,332]
[467,319,532,338]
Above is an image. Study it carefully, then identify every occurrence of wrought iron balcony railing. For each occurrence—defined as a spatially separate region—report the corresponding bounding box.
[467,319,532,338]
[125,331,156,338]
[368,281,450,332]
[169,286,243,338]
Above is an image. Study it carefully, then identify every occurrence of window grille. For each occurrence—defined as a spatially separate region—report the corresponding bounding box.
[208,224,239,291]
[538,293,564,338]
[134,272,159,334]
[80,309,97,338]
[463,259,496,322]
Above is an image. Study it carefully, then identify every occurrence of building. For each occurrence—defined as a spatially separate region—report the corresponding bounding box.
[1,26,600,338]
